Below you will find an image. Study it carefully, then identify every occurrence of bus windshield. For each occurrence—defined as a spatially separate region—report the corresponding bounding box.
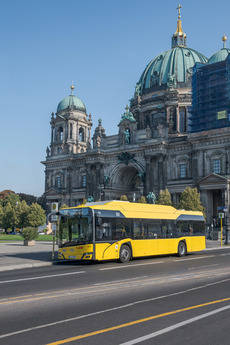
[59,215,92,246]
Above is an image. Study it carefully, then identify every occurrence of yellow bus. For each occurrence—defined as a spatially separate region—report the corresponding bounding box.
[57,200,205,263]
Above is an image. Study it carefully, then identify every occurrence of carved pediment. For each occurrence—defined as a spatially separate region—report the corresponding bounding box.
[44,187,61,196]
[199,173,229,187]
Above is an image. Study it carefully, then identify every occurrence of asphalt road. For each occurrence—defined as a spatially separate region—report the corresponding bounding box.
[1,249,230,345]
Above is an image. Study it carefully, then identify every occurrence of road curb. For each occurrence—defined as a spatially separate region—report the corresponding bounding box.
[0,261,54,272]
[204,246,230,251]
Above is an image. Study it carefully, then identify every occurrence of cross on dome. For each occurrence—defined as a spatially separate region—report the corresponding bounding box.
[177,4,182,19]
[70,82,75,95]
[172,4,187,48]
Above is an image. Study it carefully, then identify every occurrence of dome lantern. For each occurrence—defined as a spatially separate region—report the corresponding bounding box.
[57,83,86,113]
[171,4,187,48]
[222,34,227,48]
[208,36,230,64]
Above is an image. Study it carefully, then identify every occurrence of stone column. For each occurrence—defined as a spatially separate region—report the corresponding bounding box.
[145,156,151,193]
[51,126,54,144]
[158,155,164,192]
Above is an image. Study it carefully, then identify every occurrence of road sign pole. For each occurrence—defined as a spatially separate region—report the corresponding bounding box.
[221,217,223,247]
[52,230,55,260]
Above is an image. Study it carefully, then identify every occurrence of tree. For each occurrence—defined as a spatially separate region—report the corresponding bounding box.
[120,195,128,201]
[36,194,48,212]
[0,204,3,227]
[2,202,18,231]
[138,196,147,203]
[16,200,30,229]
[156,189,172,206]
[27,203,46,228]
[1,192,20,208]
[18,193,37,205]
[178,187,205,214]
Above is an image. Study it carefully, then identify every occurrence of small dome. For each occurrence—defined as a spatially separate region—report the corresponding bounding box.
[208,48,230,64]
[135,47,207,95]
[57,95,86,113]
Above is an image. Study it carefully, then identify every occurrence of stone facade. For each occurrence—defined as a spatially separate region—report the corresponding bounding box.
[42,9,230,232]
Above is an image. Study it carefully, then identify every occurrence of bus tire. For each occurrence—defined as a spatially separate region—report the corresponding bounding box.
[119,245,131,263]
[177,241,187,257]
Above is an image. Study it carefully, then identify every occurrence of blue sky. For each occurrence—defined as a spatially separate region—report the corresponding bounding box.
[0,0,229,196]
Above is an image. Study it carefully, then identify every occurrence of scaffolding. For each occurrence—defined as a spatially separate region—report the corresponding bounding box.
[190,55,230,133]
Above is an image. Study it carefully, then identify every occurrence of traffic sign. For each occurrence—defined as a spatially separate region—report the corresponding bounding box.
[51,215,58,222]
[51,202,59,212]
[217,206,228,212]
[219,213,225,219]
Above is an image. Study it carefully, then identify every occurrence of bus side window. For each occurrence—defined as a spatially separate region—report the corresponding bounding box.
[133,221,142,239]
[145,220,161,239]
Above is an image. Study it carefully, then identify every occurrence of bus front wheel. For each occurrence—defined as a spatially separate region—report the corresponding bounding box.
[119,245,131,263]
[177,241,187,257]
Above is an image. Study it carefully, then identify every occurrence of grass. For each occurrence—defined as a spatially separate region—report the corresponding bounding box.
[0,234,53,242]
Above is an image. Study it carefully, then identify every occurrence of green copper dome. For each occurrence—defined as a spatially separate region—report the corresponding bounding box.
[134,6,207,96]
[135,47,207,95]
[208,48,230,64]
[57,94,86,113]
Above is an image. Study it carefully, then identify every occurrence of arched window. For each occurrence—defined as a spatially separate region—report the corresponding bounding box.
[56,175,62,188]
[70,123,73,139]
[58,127,63,141]
[179,163,187,178]
[213,159,221,174]
[82,175,87,187]
[79,127,85,142]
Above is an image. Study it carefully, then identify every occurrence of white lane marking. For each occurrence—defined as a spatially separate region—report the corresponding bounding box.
[119,304,230,345]
[220,253,230,256]
[173,255,214,262]
[0,271,85,284]
[188,264,219,270]
[1,277,230,339]
[99,261,164,270]
[93,276,149,286]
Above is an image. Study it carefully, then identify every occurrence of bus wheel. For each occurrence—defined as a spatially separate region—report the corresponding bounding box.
[119,245,131,263]
[177,241,187,257]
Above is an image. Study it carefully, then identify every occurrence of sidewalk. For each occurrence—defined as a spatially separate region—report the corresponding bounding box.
[0,240,230,273]
[0,242,57,272]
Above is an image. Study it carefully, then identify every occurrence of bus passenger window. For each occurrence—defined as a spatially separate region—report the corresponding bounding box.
[133,221,142,239]
[145,220,161,239]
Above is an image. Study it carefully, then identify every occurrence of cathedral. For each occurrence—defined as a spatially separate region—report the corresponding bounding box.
[42,6,230,231]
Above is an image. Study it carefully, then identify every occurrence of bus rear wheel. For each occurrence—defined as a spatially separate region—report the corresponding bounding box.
[119,245,131,263]
[177,241,187,257]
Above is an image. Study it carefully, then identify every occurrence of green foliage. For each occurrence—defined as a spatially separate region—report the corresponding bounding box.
[21,227,39,241]
[16,200,30,229]
[2,202,18,230]
[36,195,47,212]
[60,204,68,209]
[138,196,147,203]
[0,205,3,225]
[156,189,172,206]
[0,234,53,242]
[17,193,37,205]
[27,203,46,227]
[178,187,205,214]
[0,193,20,208]
[120,195,128,201]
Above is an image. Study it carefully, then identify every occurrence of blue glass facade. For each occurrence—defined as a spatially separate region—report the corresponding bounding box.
[190,55,230,132]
